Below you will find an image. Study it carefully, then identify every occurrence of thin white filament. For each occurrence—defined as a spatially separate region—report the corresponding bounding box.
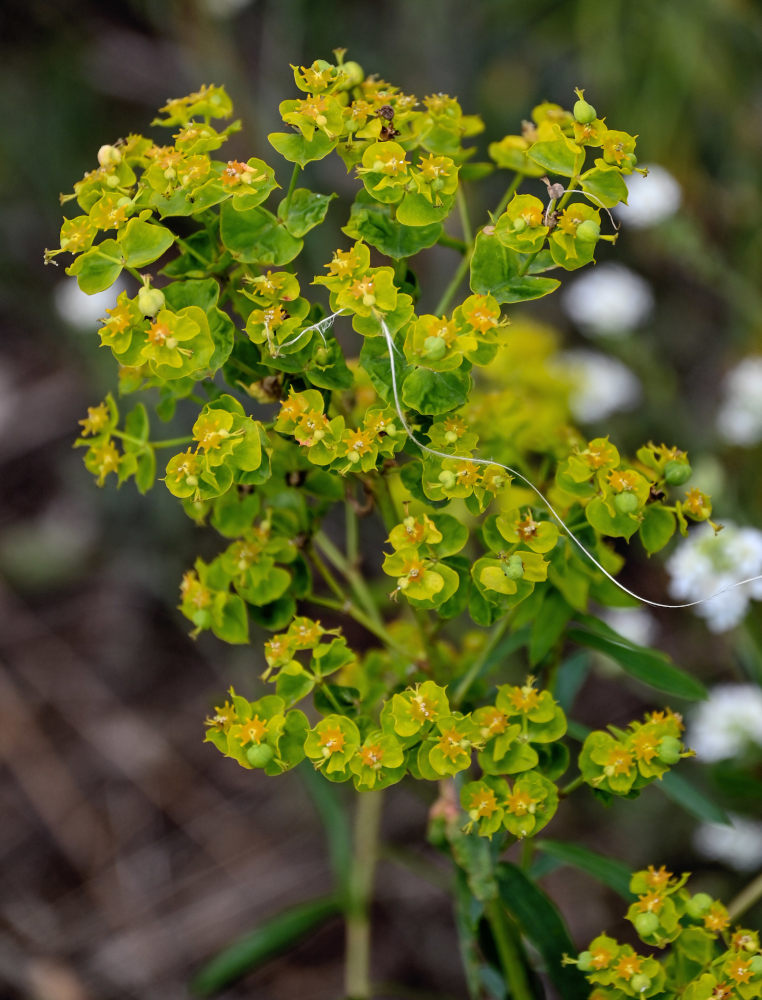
[378,315,762,612]
[266,309,348,357]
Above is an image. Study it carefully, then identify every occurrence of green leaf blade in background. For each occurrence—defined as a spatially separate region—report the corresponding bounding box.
[497,863,588,1000]
[568,616,707,701]
[535,840,633,899]
[190,895,340,996]
[657,770,731,826]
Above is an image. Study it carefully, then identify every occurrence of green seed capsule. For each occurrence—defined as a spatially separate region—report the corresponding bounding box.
[246,743,274,768]
[657,735,682,765]
[313,346,330,365]
[512,216,527,232]
[685,892,713,918]
[503,554,524,580]
[614,491,639,514]
[634,911,660,937]
[573,99,597,124]
[341,61,365,87]
[664,460,692,486]
[423,336,448,361]
[97,144,122,168]
[630,973,651,994]
[138,286,166,317]
[438,470,457,490]
[576,220,600,243]
[576,951,594,972]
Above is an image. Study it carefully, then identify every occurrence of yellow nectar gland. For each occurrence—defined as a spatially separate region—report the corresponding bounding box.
[583,442,613,468]
[704,905,730,933]
[507,682,540,714]
[480,708,508,737]
[469,787,498,818]
[635,890,664,913]
[349,276,376,308]
[604,745,634,777]
[399,556,426,588]
[300,96,329,127]
[208,700,235,731]
[455,461,480,487]
[684,488,710,516]
[294,621,323,646]
[590,946,613,970]
[222,160,260,187]
[319,725,346,757]
[410,693,436,723]
[505,788,535,816]
[240,715,267,745]
[328,248,360,277]
[466,305,499,333]
[79,403,110,437]
[710,985,733,1000]
[280,394,309,423]
[437,726,468,762]
[516,513,539,541]
[608,469,639,492]
[195,415,229,452]
[630,729,658,764]
[520,205,544,228]
[402,516,427,544]
[727,958,753,985]
[360,744,384,770]
[614,954,642,980]
[345,429,373,457]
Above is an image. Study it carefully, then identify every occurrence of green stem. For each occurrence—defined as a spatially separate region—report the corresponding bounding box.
[175,236,209,267]
[492,172,523,219]
[436,233,468,254]
[727,869,762,922]
[345,790,384,1000]
[125,265,143,284]
[520,837,535,872]
[317,680,344,713]
[111,430,193,451]
[452,614,512,707]
[484,900,533,1000]
[283,162,301,217]
[314,531,384,629]
[456,185,473,245]
[435,250,472,316]
[346,499,359,569]
[560,774,585,797]
[308,594,412,660]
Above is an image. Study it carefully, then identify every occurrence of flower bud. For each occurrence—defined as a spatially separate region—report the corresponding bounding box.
[630,973,651,994]
[503,554,524,580]
[423,336,448,361]
[97,144,122,168]
[685,892,713,919]
[634,911,660,937]
[573,98,597,125]
[614,491,639,514]
[664,460,692,486]
[576,951,594,972]
[246,743,274,768]
[576,220,600,243]
[138,285,166,317]
[657,735,681,765]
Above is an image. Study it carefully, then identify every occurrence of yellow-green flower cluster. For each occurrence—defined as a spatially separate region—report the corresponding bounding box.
[579,708,690,797]
[573,867,762,1000]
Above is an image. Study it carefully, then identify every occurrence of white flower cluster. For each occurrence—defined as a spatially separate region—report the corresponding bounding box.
[555,349,641,423]
[666,523,762,632]
[613,164,682,229]
[54,276,125,331]
[716,356,762,446]
[688,683,762,761]
[561,264,654,339]
[694,814,762,872]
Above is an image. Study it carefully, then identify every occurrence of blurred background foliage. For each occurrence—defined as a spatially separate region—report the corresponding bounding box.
[1,1,762,998]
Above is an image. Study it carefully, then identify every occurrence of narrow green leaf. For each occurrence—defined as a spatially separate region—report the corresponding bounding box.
[535,840,633,899]
[529,590,573,665]
[190,895,340,995]
[497,863,588,1000]
[567,618,707,702]
[658,770,731,826]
